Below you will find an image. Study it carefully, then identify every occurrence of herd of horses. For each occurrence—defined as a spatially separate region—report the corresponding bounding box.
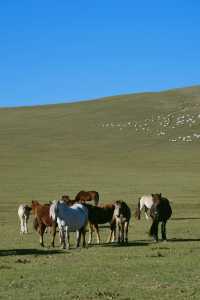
[18,191,172,250]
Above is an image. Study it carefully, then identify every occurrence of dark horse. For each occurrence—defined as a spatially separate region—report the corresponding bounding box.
[84,203,116,244]
[31,200,57,247]
[75,191,100,206]
[149,194,172,242]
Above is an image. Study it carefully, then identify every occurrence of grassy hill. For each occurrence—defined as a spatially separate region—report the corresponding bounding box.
[0,85,200,206]
[1,85,200,300]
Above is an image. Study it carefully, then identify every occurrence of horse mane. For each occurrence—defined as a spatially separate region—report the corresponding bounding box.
[49,200,59,221]
[75,191,85,201]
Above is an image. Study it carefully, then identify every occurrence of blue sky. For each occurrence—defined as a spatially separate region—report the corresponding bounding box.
[0,0,200,107]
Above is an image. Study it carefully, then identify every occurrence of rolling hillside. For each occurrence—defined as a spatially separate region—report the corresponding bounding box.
[0,85,200,213]
[1,86,200,300]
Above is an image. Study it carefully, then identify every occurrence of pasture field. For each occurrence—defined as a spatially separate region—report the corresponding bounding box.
[0,86,200,299]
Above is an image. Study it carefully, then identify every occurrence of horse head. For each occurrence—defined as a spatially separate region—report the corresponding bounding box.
[150,193,162,219]
[113,200,123,218]
[152,193,162,205]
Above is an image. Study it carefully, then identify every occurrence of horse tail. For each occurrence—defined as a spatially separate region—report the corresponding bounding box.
[49,201,58,221]
[135,197,141,220]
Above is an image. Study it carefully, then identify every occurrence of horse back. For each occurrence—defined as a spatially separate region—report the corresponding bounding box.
[32,203,52,226]
[85,204,114,224]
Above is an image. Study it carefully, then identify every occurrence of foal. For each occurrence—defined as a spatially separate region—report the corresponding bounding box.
[113,201,131,244]
[149,193,172,242]
[18,204,32,234]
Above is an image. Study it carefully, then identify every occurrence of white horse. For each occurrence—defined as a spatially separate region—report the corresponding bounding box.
[135,195,153,220]
[18,204,32,234]
[50,200,88,249]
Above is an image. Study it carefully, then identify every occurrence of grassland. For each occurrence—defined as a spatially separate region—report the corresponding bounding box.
[0,86,200,299]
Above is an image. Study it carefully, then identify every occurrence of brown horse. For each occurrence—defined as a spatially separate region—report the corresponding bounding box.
[75,190,99,206]
[113,201,131,244]
[84,203,116,244]
[31,200,57,247]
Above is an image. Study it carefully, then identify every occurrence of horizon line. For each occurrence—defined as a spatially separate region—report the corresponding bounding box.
[0,84,199,110]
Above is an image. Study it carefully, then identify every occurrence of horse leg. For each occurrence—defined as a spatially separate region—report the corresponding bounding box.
[24,216,28,233]
[107,222,113,243]
[82,226,87,248]
[76,230,81,248]
[153,221,159,242]
[51,222,57,247]
[117,222,121,243]
[39,223,46,247]
[94,224,100,244]
[161,221,167,241]
[20,217,24,234]
[144,206,149,220]
[109,221,116,243]
[121,223,125,243]
[150,220,159,242]
[88,222,93,245]
[125,222,129,244]
[61,226,68,249]
[112,222,117,242]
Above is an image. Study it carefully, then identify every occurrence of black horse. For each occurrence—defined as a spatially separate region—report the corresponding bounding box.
[149,194,172,242]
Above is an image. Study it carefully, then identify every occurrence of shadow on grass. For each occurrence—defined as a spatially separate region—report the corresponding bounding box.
[89,240,151,248]
[172,217,200,221]
[0,248,63,257]
[169,238,200,242]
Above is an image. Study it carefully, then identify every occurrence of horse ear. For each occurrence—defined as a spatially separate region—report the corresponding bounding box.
[151,194,154,197]
[159,193,162,198]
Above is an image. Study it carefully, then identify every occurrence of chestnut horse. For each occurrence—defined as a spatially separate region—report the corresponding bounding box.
[149,193,172,242]
[31,200,57,247]
[75,191,99,206]
[84,203,116,244]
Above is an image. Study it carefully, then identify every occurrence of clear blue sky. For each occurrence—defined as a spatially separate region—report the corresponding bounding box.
[0,0,200,107]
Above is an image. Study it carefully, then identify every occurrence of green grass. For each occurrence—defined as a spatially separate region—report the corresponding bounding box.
[1,85,200,299]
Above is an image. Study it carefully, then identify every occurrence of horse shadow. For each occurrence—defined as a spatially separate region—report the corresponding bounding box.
[168,238,200,242]
[0,248,63,257]
[95,240,152,248]
[172,217,200,221]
